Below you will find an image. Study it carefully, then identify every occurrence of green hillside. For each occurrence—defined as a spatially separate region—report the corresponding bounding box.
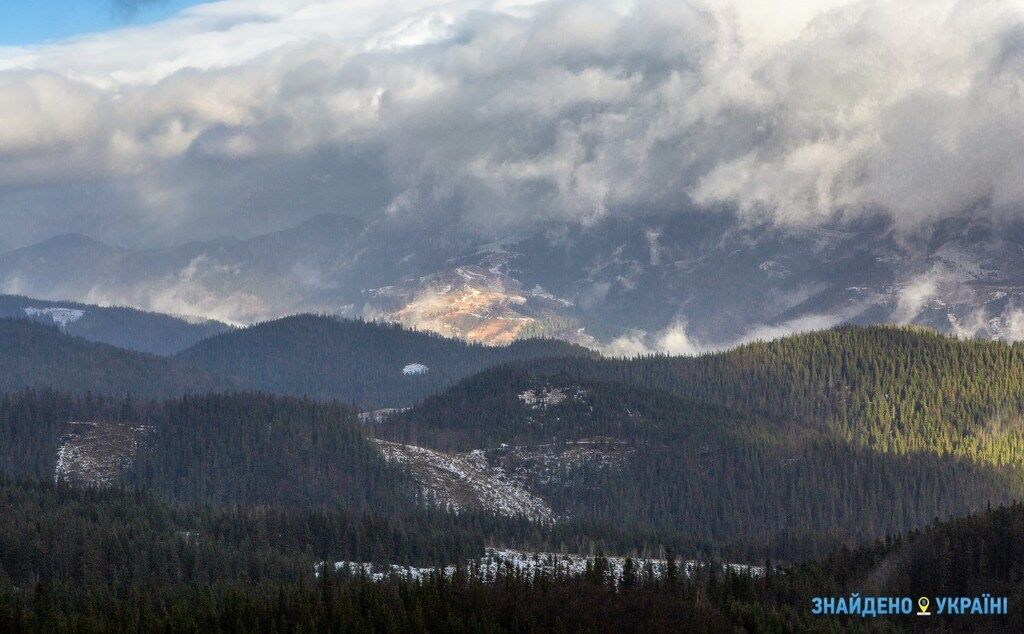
[524,325,1024,466]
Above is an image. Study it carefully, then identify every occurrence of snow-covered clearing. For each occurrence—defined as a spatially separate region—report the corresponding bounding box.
[24,307,85,328]
[54,421,149,487]
[402,363,429,375]
[358,408,408,424]
[373,439,553,522]
[518,385,586,409]
[490,439,633,486]
[319,548,765,582]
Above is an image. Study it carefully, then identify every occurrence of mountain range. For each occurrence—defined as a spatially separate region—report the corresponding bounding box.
[2,309,1022,560]
[5,213,1024,350]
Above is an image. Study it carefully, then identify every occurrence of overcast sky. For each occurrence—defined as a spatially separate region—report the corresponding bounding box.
[1,0,1023,251]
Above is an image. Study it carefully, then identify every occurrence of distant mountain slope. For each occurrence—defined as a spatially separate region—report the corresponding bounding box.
[0,294,231,355]
[7,214,1024,349]
[522,325,1024,466]
[0,319,227,398]
[0,215,589,344]
[0,214,457,326]
[175,314,595,408]
[368,368,1022,559]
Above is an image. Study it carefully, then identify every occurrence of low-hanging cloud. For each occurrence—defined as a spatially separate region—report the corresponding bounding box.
[602,308,862,358]
[1,0,1023,250]
[604,320,705,357]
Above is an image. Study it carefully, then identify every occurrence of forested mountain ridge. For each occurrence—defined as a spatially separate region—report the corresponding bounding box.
[176,314,596,408]
[0,314,593,407]
[0,319,229,398]
[369,366,748,450]
[0,294,232,355]
[371,368,1023,560]
[520,325,1024,467]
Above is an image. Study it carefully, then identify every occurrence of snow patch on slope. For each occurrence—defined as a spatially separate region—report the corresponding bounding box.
[24,307,85,328]
[373,439,553,522]
[54,421,149,487]
[490,439,633,487]
[518,385,586,410]
[358,408,409,424]
[402,363,429,375]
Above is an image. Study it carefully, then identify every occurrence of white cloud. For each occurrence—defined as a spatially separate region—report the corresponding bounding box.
[1,0,1023,250]
[603,321,707,357]
[78,254,266,325]
[654,321,703,355]
[949,305,1024,342]
[602,330,652,357]
[891,273,940,324]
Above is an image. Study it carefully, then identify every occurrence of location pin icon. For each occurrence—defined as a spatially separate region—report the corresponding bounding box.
[918,596,931,615]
